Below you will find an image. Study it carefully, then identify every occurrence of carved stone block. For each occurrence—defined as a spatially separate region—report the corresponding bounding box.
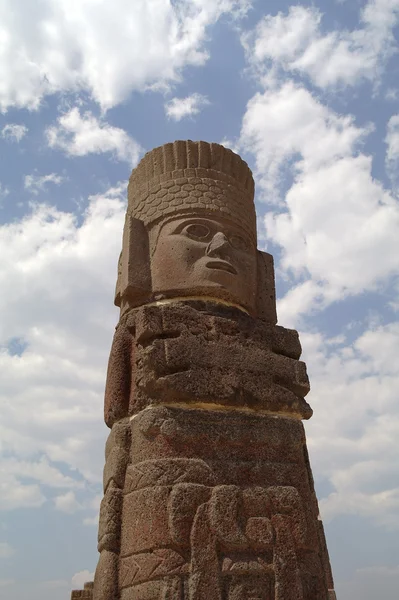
[98,483,122,553]
[93,550,119,600]
[113,407,330,599]
[132,302,312,419]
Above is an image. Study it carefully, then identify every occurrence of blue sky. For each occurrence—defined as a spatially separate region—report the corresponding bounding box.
[0,0,399,598]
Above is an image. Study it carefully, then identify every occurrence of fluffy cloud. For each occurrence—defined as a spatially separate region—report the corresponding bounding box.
[24,173,66,195]
[300,322,399,529]
[54,491,81,513]
[239,80,399,322]
[71,570,94,589]
[1,123,28,142]
[0,0,249,112]
[46,108,141,163]
[240,81,367,199]
[0,185,126,509]
[1,457,82,489]
[0,473,45,510]
[243,1,399,89]
[165,93,210,121]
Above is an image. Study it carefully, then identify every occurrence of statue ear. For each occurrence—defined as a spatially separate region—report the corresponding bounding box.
[256,250,277,324]
[114,215,151,309]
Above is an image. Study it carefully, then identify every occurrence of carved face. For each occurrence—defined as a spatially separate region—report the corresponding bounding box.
[150,216,257,311]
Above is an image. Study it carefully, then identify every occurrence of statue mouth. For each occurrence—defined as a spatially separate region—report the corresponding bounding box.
[205,260,237,275]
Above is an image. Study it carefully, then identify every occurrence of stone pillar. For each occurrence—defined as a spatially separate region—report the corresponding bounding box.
[86,141,336,599]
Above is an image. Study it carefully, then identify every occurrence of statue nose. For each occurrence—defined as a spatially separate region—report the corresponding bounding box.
[206,232,230,256]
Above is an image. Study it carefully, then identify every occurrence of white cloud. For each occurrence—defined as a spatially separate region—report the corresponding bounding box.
[239,80,399,323]
[219,137,240,154]
[300,322,399,529]
[0,184,125,509]
[240,81,368,199]
[54,491,81,514]
[0,0,249,112]
[0,473,45,510]
[272,152,399,315]
[1,123,28,142]
[165,93,210,121]
[0,579,15,587]
[46,108,141,164]
[243,1,399,89]
[0,457,83,489]
[24,173,66,195]
[71,570,94,589]
[0,542,15,558]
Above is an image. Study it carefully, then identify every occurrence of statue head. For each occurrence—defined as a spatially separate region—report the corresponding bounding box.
[116,140,276,322]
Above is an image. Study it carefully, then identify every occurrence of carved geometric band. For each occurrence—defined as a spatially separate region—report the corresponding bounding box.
[119,549,188,589]
[128,170,256,241]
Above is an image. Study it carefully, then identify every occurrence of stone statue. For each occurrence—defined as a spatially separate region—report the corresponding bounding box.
[72,141,336,600]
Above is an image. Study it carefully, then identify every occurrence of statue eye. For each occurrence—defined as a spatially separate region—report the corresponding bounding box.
[184,223,211,240]
[230,234,249,252]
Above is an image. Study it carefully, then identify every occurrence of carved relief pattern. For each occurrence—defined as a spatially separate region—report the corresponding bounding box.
[104,302,313,425]
[127,141,256,242]
[119,408,328,600]
[119,457,326,599]
[93,419,131,599]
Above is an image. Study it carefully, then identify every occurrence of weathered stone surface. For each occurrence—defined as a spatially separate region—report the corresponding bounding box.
[71,582,94,599]
[115,216,151,309]
[93,550,118,600]
[71,591,93,599]
[90,419,132,600]
[104,301,312,426]
[119,549,188,589]
[103,419,131,491]
[98,483,122,553]
[83,141,337,600]
[104,326,133,427]
[107,405,330,598]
